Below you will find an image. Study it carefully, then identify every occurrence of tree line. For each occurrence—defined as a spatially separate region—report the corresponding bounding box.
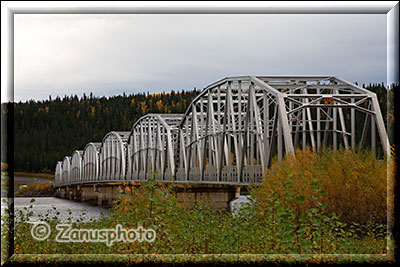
[9,90,199,173]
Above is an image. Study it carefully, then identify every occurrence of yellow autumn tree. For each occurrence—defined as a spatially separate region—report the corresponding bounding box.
[140,101,148,115]
[90,106,95,118]
[156,100,163,112]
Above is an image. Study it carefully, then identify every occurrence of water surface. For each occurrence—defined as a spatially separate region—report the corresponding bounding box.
[2,197,110,223]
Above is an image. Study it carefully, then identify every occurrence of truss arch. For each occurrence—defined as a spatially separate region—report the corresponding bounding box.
[177,76,287,184]
[127,113,183,181]
[61,156,71,185]
[55,161,63,186]
[99,131,129,181]
[82,142,101,182]
[70,150,83,184]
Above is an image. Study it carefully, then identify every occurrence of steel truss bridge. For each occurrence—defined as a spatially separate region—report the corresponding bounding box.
[55,76,389,187]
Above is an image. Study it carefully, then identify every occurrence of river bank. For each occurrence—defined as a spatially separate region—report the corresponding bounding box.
[14,185,55,197]
[12,173,55,197]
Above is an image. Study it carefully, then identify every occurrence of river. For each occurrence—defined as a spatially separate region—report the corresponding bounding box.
[1,197,111,223]
[2,195,251,224]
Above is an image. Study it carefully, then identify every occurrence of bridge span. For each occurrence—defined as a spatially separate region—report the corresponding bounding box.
[54,76,389,209]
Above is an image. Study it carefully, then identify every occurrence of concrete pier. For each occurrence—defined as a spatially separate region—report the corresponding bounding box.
[56,183,242,210]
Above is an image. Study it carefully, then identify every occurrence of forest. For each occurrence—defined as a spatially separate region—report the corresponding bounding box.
[1,83,395,173]
[6,90,198,173]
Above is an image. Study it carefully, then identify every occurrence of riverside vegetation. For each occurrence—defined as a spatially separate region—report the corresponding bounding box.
[1,149,394,263]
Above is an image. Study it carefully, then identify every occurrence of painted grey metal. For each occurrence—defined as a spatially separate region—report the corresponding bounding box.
[55,161,63,186]
[82,142,101,182]
[61,156,71,185]
[99,131,129,181]
[127,114,183,181]
[70,150,83,183]
[54,75,390,187]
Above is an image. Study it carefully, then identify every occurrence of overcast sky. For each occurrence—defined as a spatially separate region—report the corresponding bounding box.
[13,14,387,102]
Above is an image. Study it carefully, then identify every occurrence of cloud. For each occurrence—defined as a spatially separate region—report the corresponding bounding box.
[14,14,386,101]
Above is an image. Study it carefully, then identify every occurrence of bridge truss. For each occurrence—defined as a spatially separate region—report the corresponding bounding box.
[55,76,389,186]
[127,114,183,181]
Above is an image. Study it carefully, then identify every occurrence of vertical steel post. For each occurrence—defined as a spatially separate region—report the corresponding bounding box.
[371,114,376,156]
[371,95,390,156]
[333,105,337,152]
[351,97,356,152]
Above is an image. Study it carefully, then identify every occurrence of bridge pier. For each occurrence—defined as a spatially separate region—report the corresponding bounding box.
[56,184,116,206]
[55,188,60,198]
[70,186,81,200]
[55,183,244,211]
[63,186,70,199]
[81,185,98,203]
[61,187,67,198]
[95,185,115,207]
[174,185,240,211]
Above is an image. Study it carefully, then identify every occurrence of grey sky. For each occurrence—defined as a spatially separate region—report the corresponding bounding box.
[14,14,387,102]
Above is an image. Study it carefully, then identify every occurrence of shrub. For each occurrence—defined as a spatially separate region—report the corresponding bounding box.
[254,147,389,225]
[8,177,388,256]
